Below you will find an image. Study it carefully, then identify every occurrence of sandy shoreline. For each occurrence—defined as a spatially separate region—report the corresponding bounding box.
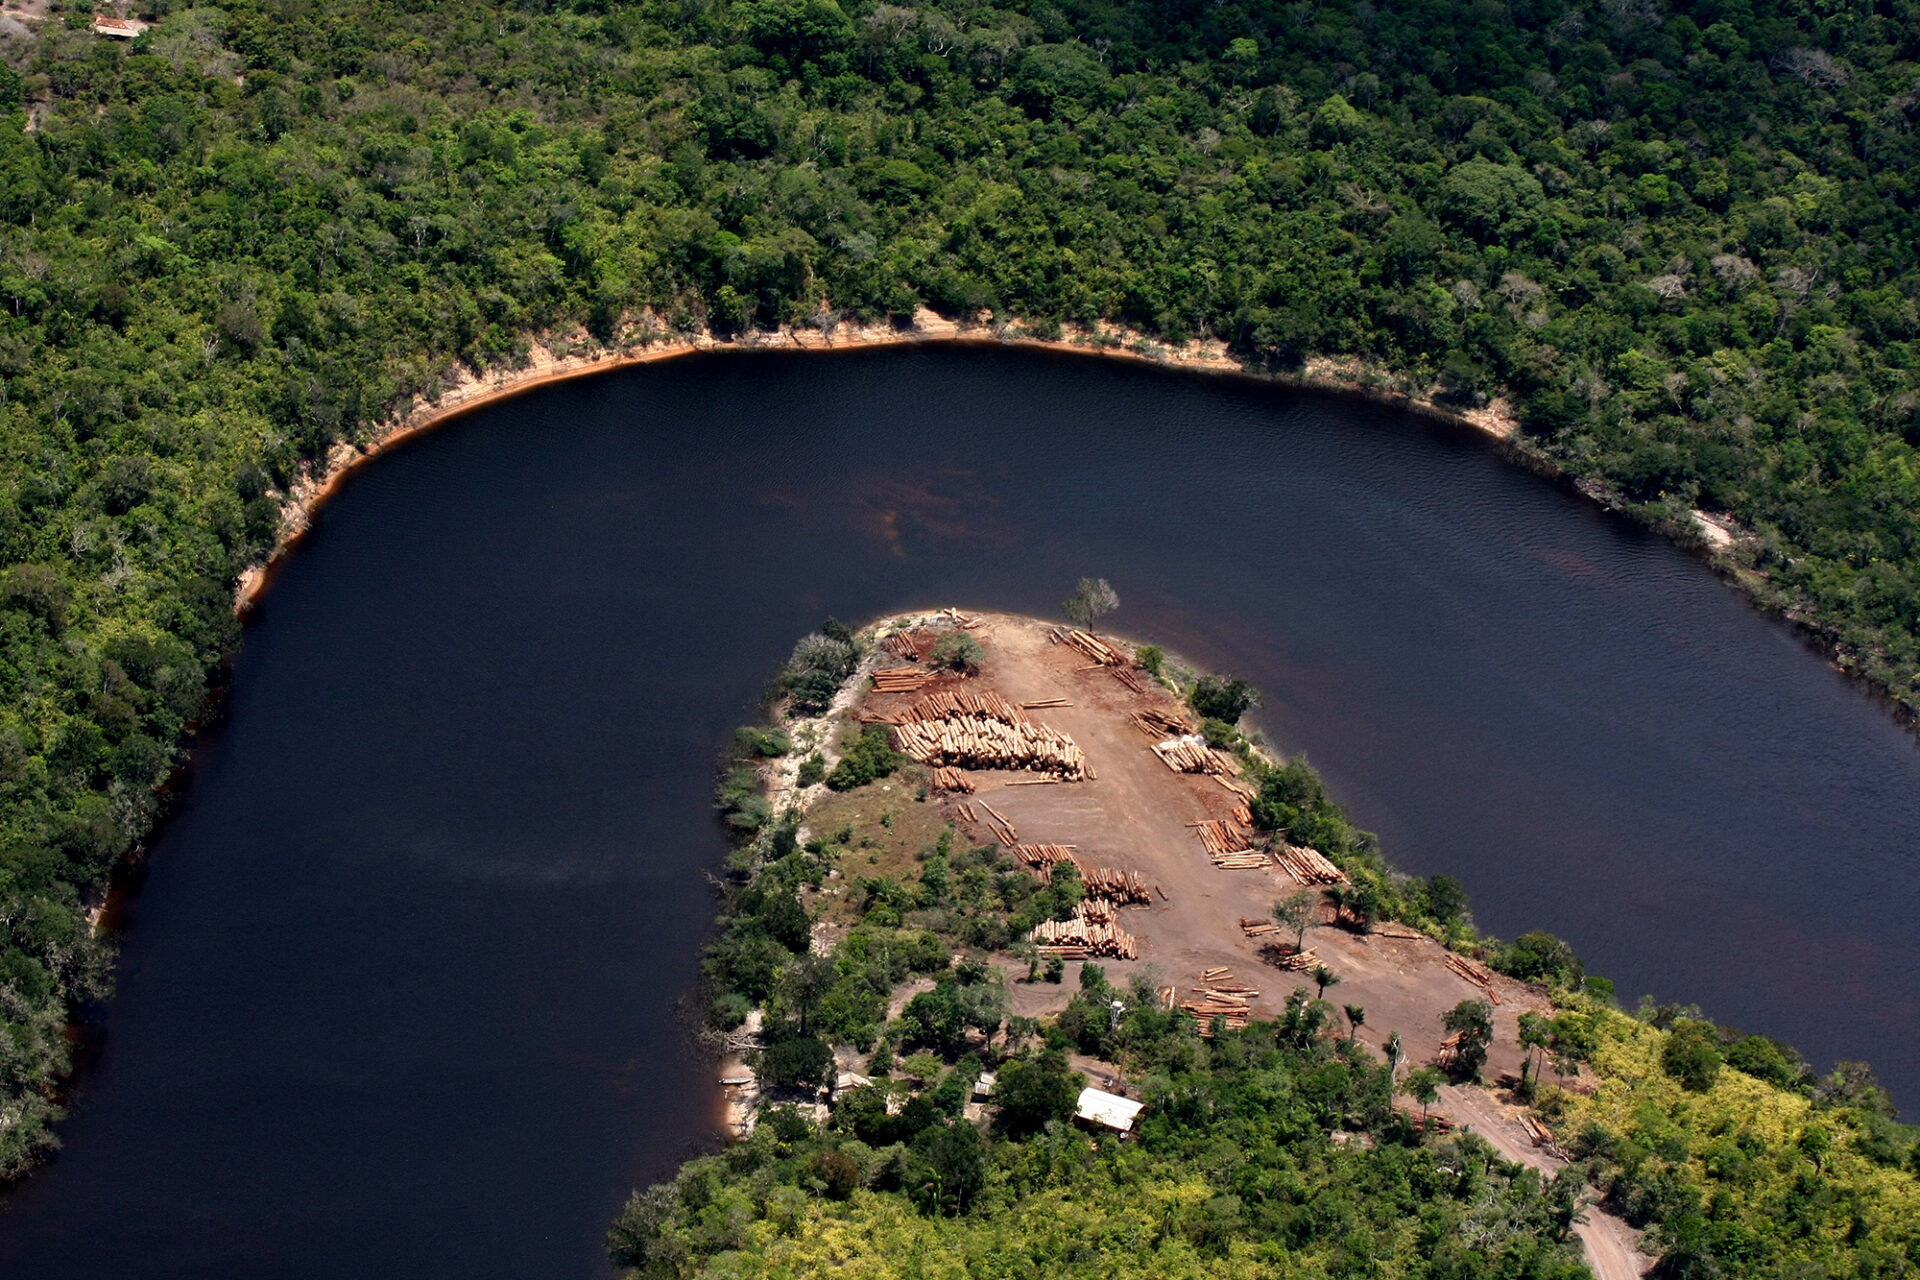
[231,310,1522,612]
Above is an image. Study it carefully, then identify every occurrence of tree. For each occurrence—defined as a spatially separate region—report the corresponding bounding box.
[911,1121,986,1214]
[992,1049,1082,1138]
[760,1034,835,1092]
[1272,890,1317,953]
[783,952,838,1036]
[1343,1004,1365,1044]
[1404,1066,1442,1125]
[1189,674,1261,724]
[930,631,983,673]
[1517,1010,1550,1096]
[1062,577,1119,635]
[1442,1000,1495,1081]
[1313,965,1340,1000]
[1662,1018,1724,1092]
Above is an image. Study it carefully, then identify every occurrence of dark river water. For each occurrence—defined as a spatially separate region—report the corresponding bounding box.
[3,347,1918,1276]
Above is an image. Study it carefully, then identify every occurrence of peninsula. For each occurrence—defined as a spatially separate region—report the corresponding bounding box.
[612,608,1919,1280]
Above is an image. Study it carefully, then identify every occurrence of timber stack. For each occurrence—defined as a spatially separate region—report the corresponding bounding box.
[1443,952,1502,1006]
[1078,865,1152,904]
[1260,943,1320,971]
[1030,916,1138,960]
[930,766,975,793]
[1273,843,1349,886]
[1192,819,1254,857]
[1132,708,1192,738]
[890,699,1089,779]
[870,667,939,694]
[1013,843,1076,868]
[1152,735,1232,776]
[1057,628,1125,666]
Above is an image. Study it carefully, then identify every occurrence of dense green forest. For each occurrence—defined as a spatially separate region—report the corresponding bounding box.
[0,0,1916,1186]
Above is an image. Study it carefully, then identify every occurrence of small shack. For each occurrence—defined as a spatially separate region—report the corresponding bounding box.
[1074,1086,1144,1134]
[92,16,147,38]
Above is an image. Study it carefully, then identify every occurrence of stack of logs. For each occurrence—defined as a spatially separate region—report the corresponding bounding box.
[1239,917,1280,938]
[1112,666,1148,693]
[871,667,939,694]
[1059,629,1125,666]
[1193,819,1255,857]
[1013,843,1076,868]
[1132,708,1192,738]
[1274,843,1348,885]
[1263,944,1320,971]
[881,631,927,660]
[1152,736,1232,776]
[890,693,1089,779]
[976,800,1019,846]
[1443,953,1502,1005]
[1031,914,1138,960]
[930,766,975,793]
[1174,983,1254,1034]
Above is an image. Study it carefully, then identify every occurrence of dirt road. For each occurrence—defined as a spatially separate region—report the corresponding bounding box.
[1436,1084,1653,1280]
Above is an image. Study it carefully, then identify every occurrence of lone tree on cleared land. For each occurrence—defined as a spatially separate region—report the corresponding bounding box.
[1063,577,1119,635]
[1404,1066,1442,1125]
[1443,999,1495,1082]
[1273,890,1317,953]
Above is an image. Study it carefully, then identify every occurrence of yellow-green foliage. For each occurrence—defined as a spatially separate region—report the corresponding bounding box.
[1557,1009,1920,1274]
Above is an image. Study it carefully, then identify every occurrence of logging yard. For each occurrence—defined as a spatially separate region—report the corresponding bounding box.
[794,612,1554,1088]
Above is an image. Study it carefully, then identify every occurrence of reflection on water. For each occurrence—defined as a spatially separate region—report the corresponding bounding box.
[3,346,1916,1279]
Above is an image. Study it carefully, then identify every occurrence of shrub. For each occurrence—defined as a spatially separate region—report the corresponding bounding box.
[930,632,983,673]
[1135,644,1163,676]
[736,725,793,758]
[796,753,826,787]
[760,1034,835,1092]
[1189,674,1260,724]
[826,727,903,790]
[1495,930,1584,988]
[1662,1019,1723,1091]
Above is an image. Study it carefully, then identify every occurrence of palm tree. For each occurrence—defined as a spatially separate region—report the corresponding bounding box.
[1313,964,1340,1000]
[1343,1003,1366,1043]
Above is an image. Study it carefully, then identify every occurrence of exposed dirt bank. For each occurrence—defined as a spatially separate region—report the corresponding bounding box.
[232,310,1520,612]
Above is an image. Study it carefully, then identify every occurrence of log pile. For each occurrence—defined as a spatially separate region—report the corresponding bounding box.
[979,800,1019,846]
[1240,917,1280,938]
[1274,844,1349,886]
[871,667,939,694]
[1061,629,1124,666]
[1210,850,1268,870]
[941,607,982,630]
[898,690,1028,724]
[1132,708,1192,738]
[1443,953,1503,1005]
[1371,924,1425,941]
[1030,916,1137,960]
[1200,966,1235,983]
[957,801,978,824]
[1078,865,1152,904]
[1113,666,1147,693]
[1214,775,1258,800]
[1020,697,1071,709]
[930,766,975,793]
[1520,1114,1556,1148]
[1013,843,1076,868]
[881,630,928,660]
[891,707,1089,780]
[1177,987,1251,1034]
[1152,735,1231,775]
[1259,943,1320,971]
[1232,802,1254,826]
[1193,819,1254,857]
[1076,898,1116,926]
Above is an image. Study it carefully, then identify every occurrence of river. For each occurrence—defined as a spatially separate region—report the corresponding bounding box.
[2,346,1916,1276]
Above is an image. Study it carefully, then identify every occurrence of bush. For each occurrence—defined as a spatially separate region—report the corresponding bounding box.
[737,725,793,758]
[992,1050,1082,1138]
[930,632,983,673]
[1189,674,1260,724]
[797,753,826,787]
[826,727,903,790]
[1661,1019,1723,1092]
[1135,644,1163,676]
[760,1034,835,1092]
[1495,930,1584,988]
